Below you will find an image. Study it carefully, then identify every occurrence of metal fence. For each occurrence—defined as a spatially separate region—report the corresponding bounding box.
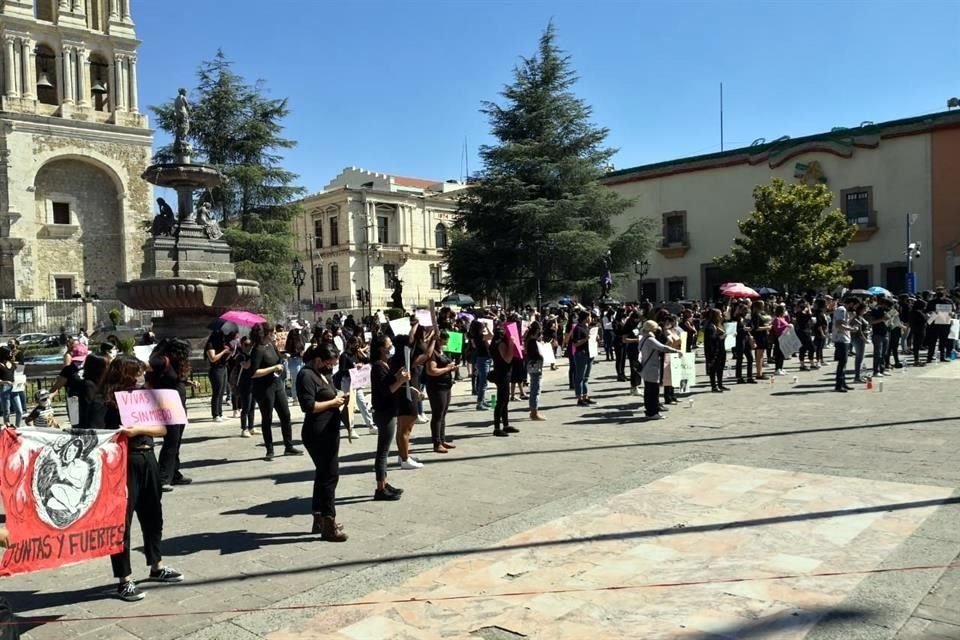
[0,299,154,336]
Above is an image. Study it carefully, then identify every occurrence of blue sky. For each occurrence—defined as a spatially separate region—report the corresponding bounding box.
[135,0,959,193]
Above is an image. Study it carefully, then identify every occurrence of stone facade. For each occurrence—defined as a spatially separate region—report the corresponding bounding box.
[0,0,152,300]
[293,167,468,315]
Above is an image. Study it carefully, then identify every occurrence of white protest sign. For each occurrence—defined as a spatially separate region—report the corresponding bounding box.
[333,336,345,353]
[934,304,953,325]
[12,371,26,393]
[389,316,412,337]
[669,352,697,392]
[588,327,599,359]
[133,345,154,364]
[538,341,556,366]
[950,319,960,342]
[415,310,433,327]
[724,322,737,351]
[777,325,802,359]
[349,364,371,388]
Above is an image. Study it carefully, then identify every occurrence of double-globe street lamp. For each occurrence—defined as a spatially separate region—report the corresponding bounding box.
[292,256,306,309]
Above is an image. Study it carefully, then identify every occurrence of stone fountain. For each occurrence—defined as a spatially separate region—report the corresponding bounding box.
[117,88,260,345]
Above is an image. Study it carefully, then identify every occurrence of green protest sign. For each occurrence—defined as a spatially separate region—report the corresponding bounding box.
[446,332,464,354]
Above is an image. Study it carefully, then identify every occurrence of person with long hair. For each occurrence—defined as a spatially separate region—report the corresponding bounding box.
[285,325,307,399]
[733,303,755,384]
[703,308,730,392]
[296,343,349,541]
[469,318,493,410]
[524,321,547,421]
[100,355,183,601]
[490,324,516,437]
[204,330,235,423]
[369,334,406,499]
[750,301,771,379]
[148,339,192,492]
[771,304,790,376]
[392,333,429,468]
[249,322,303,460]
[425,330,458,453]
[77,353,108,428]
[850,302,869,382]
[622,310,643,396]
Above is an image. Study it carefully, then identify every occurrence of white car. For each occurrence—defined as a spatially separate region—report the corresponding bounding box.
[16,332,56,346]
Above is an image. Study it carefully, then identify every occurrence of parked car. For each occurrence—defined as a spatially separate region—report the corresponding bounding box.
[16,333,57,346]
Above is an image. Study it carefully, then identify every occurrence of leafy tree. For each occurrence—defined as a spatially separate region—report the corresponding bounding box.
[445,22,651,305]
[151,50,304,314]
[715,178,855,293]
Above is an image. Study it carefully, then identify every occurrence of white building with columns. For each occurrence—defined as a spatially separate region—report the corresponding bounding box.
[0,0,152,305]
[293,167,468,315]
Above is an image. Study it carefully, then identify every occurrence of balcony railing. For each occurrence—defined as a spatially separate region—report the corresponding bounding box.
[657,231,690,258]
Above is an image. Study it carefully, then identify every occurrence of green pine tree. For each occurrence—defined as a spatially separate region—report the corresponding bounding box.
[445,22,651,305]
[151,50,304,315]
[715,178,856,293]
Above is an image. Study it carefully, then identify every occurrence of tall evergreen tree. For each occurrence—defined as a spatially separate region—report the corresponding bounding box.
[715,178,856,292]
[445,23,650,304]
[151,51,304,315]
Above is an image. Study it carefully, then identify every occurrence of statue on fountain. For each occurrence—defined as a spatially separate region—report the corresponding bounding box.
[197,200,224,241]
[150,197,176,237]
[391,278,405,313]
[173,88,192,161]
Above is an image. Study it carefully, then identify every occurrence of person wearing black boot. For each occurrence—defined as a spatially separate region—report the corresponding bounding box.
[297,343,349,541]
[490,325,517,437]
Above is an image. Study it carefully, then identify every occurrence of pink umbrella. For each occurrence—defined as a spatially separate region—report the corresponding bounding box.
[721,283,760,299]
[220,310,268,327]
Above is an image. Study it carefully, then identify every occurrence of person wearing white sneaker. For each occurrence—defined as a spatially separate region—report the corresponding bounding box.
[205,329,235,423]
[101,356,184,602]
[369,335,411,491]
[392,331,431,467]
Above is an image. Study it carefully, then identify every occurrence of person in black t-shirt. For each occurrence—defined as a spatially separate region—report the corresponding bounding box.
[204,330,235,422]
[425,331,458,452]
[297,343,349,541]
[147,339,192,491]
[867,299,890,377]
[368,334,407,500]
[249,323,304,460]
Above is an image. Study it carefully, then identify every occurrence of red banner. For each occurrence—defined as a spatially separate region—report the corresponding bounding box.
[0,428,128,576]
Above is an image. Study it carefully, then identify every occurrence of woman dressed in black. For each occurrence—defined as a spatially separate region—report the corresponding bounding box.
[249,323,303,460]
[148,339,193,492]
[703,308,730,393]
[296,343,348,541]
[490,325,517,437]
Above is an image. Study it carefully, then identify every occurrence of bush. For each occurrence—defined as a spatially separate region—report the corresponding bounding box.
[384,308,406,320]
[108,308,122,328]
[118,337,136,355]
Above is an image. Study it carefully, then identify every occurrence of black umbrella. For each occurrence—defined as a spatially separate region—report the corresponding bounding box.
[440,293,475,307]
[207,318,240,335]
[757,287,779,296]
[847,289,872,297]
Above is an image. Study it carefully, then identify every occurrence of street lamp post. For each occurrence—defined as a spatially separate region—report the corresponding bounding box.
[634,257,650,301]
[291,256,306,311]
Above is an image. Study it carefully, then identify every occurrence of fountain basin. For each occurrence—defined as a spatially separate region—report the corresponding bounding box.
[117,277,261,311]
[142,163,226,190]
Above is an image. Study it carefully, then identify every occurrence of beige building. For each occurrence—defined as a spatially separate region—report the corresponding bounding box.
[0,0,152,304]
[293,167,467,315]
[603,110,960,302]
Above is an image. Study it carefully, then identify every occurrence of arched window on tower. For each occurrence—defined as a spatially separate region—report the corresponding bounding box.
[34,45,59,106]
[89,54,110,112]
[435,223,448,249]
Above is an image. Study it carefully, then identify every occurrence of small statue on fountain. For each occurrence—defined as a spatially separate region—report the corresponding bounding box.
[599,252,613,299]
[150,197,176,237]
[197,201,224,241]
[173,88,192,160]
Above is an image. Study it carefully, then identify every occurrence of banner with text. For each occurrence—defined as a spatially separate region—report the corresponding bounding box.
[0,428,128,576]
[116,389,188,427]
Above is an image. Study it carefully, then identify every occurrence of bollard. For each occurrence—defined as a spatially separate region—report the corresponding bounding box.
[687,398,695,409]
[792,375,799,385]
[878,381,884,392]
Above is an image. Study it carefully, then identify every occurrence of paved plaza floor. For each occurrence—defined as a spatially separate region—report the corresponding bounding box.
[4,354,960,639]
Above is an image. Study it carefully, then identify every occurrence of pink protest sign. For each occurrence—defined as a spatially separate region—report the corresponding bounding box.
[506,322,524,358]
[349,364,371,388]
[115,389,188,427]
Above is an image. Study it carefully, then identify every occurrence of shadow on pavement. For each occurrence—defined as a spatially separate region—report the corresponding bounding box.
[121,494,960,588]
[705,606,874,638]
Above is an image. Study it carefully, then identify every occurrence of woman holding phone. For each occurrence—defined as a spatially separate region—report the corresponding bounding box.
[369,334,406,500]
[425,330,458,453]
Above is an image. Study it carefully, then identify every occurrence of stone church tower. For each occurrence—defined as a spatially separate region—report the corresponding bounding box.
[0,0,152,300]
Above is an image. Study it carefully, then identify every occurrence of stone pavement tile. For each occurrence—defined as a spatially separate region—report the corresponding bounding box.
[895,617,960,639]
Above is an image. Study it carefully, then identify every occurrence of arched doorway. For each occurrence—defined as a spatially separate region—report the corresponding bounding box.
[34,158,123,299]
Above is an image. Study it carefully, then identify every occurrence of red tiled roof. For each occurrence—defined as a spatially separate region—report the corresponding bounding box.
[393,175,438,189]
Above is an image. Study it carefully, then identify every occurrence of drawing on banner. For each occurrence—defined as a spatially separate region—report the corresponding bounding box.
[0,428,127,576]
[723,323,737,351]
[777,325,802,359]
[588,327,599,359]
[950,319,960,342]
